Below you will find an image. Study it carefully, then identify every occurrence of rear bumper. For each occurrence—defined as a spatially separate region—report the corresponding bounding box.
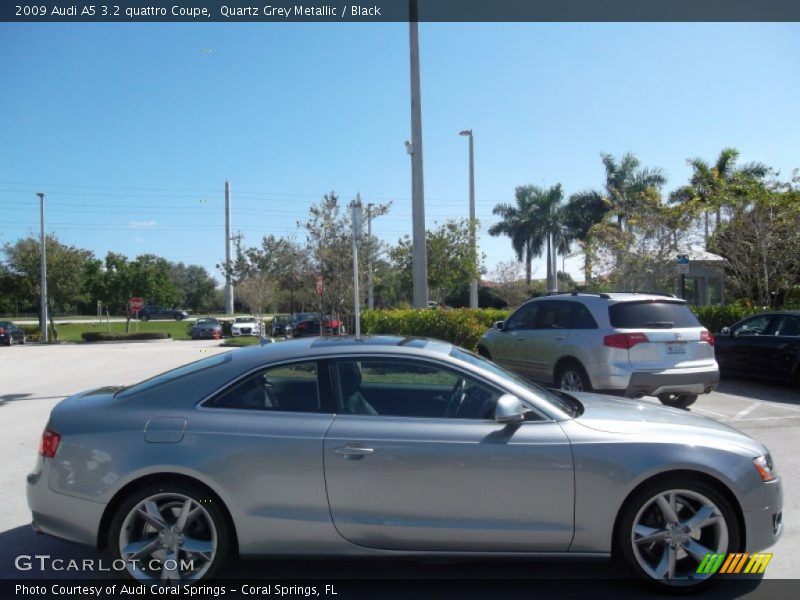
[624,367,720,397]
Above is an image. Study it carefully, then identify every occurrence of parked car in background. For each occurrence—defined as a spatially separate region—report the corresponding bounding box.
[27,337,782,589]
[231,316,261,337]
[189,317,222,340]
[136,305,189,321]
[715,311,800,386]
[290,312,321,337]
[0,321,26,346]
[478,292,719,408]
[270,314,293,338]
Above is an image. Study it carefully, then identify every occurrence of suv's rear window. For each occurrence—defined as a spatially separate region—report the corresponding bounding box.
[609,301,700,329]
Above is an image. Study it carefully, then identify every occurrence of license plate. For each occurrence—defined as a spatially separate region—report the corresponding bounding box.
[666,343,687,355]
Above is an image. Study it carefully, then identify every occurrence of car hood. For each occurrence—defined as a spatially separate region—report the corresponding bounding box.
[566,391,766,455]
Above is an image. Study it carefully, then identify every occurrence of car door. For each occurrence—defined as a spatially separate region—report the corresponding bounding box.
[489,302,539,377]
[750,314,800,381]
[718,314,776,375]
[323,356,574,552]
[525,301,574,384]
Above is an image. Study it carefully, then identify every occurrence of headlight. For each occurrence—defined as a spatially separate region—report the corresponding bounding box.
[753,454,777,482]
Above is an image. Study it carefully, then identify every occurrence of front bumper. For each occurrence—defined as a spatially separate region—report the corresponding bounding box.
[744,479,783,553]
[625,367,719,397]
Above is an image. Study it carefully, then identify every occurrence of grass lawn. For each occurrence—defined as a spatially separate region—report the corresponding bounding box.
[219,336,263,347]
[51,320,194,342]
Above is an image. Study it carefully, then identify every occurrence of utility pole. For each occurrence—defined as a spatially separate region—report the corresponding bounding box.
[352,195,363,337]
[409,0,428,308]
[37,192,48,343]
[367,203,374,310]
[224,180,234,315]
[459,129,478,308]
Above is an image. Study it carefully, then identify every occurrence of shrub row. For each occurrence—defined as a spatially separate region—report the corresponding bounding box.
[361,308,511,351]
[81,332,171,342]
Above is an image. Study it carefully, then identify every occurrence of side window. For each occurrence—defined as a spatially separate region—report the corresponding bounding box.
[534,301,573,329]
[733,315,773,337]
[206,361,320,412]
[773,315,800,337]
[505,303,539,330]
[333,359,503,420]
[571,303,598,329]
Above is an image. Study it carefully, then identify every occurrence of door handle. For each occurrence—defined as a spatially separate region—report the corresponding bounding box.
[334,445,374,459]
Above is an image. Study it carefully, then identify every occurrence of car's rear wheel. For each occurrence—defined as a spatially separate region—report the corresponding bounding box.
[175,315,184,321]
[140,315,149,322]
[616,477,740,592]
[556,362,592,392]
[108,482,231,582]
[658,393,698,409]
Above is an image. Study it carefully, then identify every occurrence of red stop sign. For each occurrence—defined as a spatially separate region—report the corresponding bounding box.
[129,297,144,312]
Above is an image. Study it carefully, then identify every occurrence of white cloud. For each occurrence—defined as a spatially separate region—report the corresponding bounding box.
[129,220,157,229]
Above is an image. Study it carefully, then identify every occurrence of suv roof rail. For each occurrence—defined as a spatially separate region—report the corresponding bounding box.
[539,290,612,299]
[598,291,679,299]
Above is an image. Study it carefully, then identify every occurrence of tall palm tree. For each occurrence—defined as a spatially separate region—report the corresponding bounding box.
[670,148,768,247]
[489,186,545,286]
[562,190,612,284]
[601,152,666,231]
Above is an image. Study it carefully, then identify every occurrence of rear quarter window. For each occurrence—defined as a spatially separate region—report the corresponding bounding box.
[609,301,700,329]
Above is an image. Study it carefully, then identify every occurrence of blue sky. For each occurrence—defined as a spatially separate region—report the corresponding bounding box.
[1,22,798,285]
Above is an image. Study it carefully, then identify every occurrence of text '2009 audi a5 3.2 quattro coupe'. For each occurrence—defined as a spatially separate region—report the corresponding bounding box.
[27,336,782,590]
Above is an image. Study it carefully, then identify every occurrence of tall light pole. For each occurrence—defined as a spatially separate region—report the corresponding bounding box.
[366,203,375,310]
[459,129,478,309]
[36,192,48,343]
[408,0,428,308]
[351,195,363,337]
[224,180,234,315]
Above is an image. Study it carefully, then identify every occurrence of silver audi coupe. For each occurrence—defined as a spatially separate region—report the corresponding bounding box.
[27,336,782,590]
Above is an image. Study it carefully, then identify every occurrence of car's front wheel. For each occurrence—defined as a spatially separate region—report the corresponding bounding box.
[616,477,740,591]
[658,393,698,409]
[140,314,149,322]
[108,482,231,582]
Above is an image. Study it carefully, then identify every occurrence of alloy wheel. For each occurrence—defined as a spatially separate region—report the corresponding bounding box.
[118,492,217,581]
[560,370,584,391]
[630,488,729,585]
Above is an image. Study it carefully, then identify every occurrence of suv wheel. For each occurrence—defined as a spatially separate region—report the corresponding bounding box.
[658,393,698,409]
[556,363,592,392]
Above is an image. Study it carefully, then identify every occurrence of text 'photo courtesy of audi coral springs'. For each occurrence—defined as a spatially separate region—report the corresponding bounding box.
[27,336,781,590]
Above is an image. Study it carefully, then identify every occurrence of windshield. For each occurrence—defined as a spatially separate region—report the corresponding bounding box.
[235,317,254,323]
[116,352,233,399]
[449,347,579,417]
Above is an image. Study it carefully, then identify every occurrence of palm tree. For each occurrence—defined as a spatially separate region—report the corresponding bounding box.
[562,190,612,284]
[670,148,768,247]
[489,186,545,286]
[490,184,568,291]
[601,152,666,231]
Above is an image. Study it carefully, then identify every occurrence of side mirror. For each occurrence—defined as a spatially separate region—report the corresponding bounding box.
[494,320,505,331]
[721,326,731,335]
[494,394,529,424]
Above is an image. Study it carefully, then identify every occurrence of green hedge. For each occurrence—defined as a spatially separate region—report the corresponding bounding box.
[362,308,511,351]
[81,332,171,342]
[689,304,769,333]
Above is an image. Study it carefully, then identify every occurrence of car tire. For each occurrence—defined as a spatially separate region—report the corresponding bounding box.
[107,481,231,583]
[140,315,149,322]
[658,393,698,409]
[615,476,740,592]
[555,362,592,392]
[20,336,25,345]
[175,315,184,321]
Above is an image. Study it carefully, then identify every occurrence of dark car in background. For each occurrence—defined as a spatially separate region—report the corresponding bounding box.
[270,314,293,338]
[0,321,26,346]
[136,305,189,321]
[291,312,346,337]
[715,311,800,386]
[189,317,222,340]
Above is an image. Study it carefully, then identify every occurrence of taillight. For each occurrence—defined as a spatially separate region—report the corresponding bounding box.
[603,332,649,349]
[38,429,61,458]
[0,328,6,335]
[700,329,715,346]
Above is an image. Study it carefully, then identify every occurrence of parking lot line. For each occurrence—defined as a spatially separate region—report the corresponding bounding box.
[734,402,762,420]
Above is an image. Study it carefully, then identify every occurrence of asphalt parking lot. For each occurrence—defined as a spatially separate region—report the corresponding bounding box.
[0,341,796,596]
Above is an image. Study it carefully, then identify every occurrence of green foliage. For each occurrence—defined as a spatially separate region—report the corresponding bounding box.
[81,332,171,342]
[689,304,769,333]
[361,308,511,351]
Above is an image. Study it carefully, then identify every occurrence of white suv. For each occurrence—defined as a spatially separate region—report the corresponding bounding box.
[477,292,719,408]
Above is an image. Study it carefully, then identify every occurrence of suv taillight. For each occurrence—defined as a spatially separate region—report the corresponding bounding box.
[38,429,61,458]
[700,329,715,345]
[0,328,5,335]
[603,332,649,349]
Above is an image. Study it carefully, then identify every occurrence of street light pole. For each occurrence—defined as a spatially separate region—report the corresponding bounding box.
[408,0,428,308]
[37,192,48,343]
[352,195,363,337]
[459,129,478,309]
